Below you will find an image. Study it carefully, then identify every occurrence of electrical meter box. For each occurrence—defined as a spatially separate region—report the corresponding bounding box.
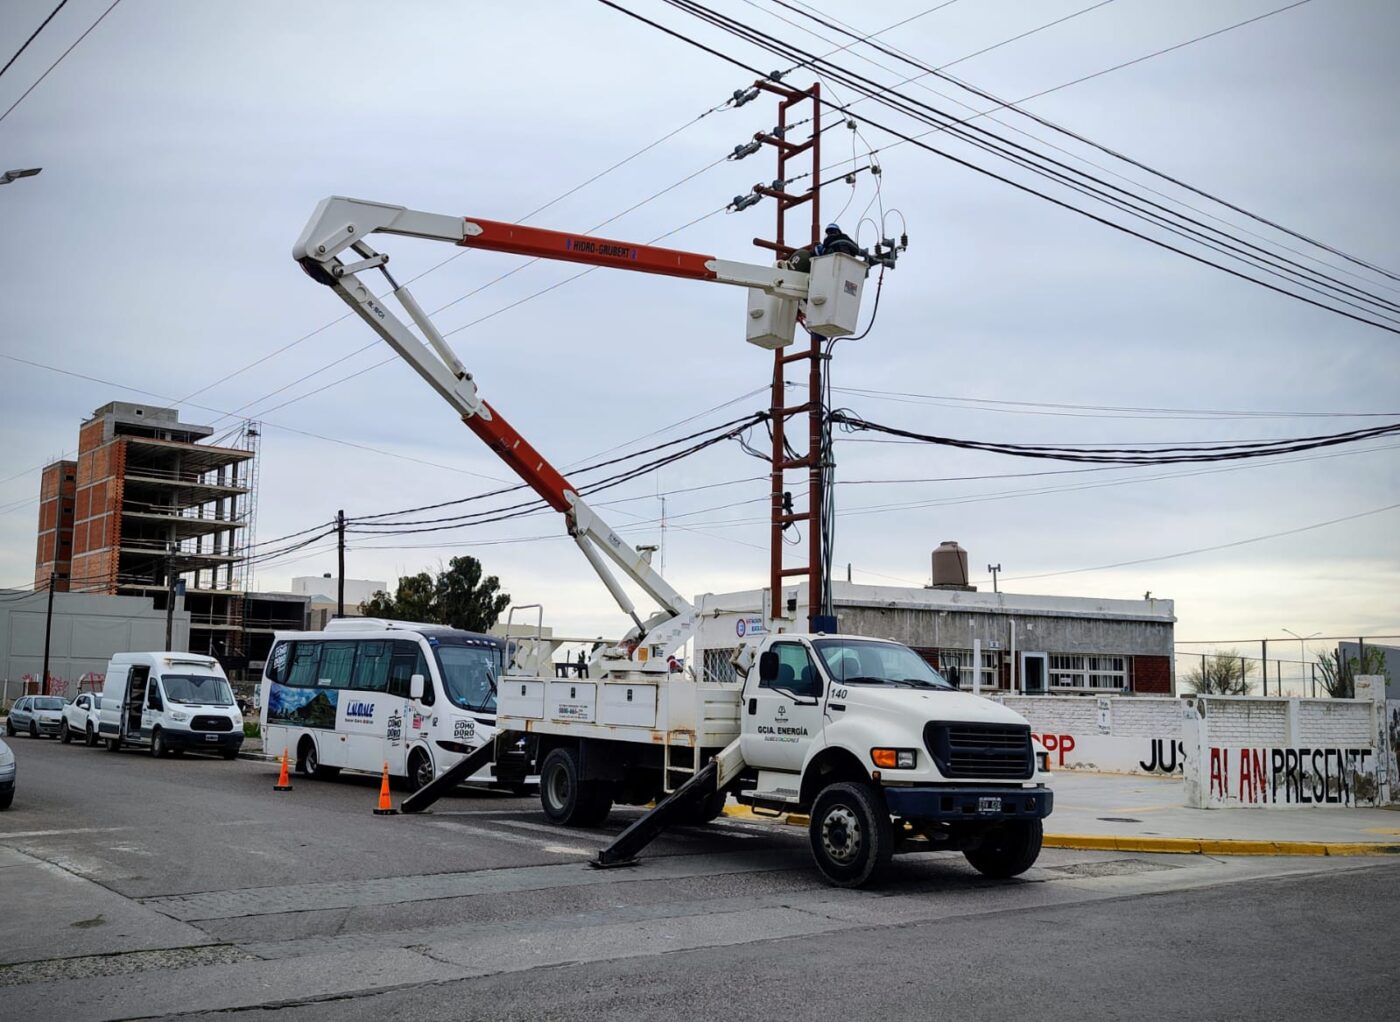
[745,288,799,349]
[804,253,866,337]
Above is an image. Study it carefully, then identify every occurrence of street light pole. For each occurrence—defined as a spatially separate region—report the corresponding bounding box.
[1282,628,1320,697]
[987,564,1001,594]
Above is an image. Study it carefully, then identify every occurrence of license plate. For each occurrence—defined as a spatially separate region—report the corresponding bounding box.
[978,797,1003,813]
[205,734,218,742]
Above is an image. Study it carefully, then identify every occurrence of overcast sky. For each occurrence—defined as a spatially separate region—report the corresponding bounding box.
[2,0,1397,658]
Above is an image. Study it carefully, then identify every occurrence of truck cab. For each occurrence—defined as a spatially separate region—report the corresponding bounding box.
[731,633,1052,886]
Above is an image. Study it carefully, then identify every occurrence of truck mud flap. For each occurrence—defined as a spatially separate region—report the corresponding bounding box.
[401,731,516,814]
[593,759,719,869]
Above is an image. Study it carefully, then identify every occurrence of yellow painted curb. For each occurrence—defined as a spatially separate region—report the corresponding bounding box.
[721,808,1400,856]
[1043,834,1400,857]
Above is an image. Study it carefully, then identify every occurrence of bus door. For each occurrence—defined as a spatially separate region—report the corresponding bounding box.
[387,640,433,777]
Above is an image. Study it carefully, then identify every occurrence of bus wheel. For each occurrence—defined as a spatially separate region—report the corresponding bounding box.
[298,737,319,777]
[408,749,434,791]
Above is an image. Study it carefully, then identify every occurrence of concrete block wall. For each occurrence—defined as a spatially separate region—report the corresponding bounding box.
[992,695,1185,775]
[1182,681,1391,808]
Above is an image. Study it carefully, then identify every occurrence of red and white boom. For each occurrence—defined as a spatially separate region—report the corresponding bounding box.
[293,196,862,671]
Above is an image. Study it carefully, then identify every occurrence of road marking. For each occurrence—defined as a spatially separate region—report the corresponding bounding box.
[0,827,133,840]
[424,820,591,856]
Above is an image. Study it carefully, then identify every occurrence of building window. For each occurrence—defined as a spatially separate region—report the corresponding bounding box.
[936,648,1000,689]
[1049,653,1127,690]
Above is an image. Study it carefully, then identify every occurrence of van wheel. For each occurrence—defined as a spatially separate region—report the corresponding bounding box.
[963,820,1043,879]
[539,747,612,827]
[61,721,72,744]
[106,737,122,752]
[85,724,97,747]
[151,729,169,758]
[809,782,893,889]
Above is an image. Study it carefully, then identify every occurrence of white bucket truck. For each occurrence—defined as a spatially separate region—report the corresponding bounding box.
[293,194,1051,886]
[98,652,244,759]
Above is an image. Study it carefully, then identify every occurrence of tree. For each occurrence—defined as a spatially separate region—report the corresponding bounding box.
[1185,650,1255,695]
[1315,646,1391,699]
[360,556,510,632]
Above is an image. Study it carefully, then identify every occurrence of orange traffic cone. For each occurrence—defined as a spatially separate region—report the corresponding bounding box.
[273,748,292,791]
[373,761,397,815]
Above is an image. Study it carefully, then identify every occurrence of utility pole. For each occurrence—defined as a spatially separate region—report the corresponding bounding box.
[336,509,346,618]
[40,571,56,695]
[165,547,178,651]
[987,563,1001,594]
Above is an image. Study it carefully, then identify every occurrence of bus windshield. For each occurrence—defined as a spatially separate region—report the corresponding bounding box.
[161,674,235,706]
[813,639,954,691]
[434,644,499,714]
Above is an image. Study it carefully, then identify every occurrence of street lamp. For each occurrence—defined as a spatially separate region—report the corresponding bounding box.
[1,167,41,185]
[1282,628,1320,696]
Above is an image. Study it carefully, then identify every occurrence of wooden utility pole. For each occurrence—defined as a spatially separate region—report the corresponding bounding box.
[336,509,346,617]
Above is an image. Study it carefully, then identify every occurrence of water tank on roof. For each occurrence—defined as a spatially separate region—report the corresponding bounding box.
[930,541,975,591]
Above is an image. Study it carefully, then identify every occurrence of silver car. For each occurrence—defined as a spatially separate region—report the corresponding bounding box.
[6,695,65,738]
[0,738,14,810]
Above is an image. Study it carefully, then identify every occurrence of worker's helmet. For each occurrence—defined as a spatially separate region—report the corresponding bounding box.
[825,223,842,235]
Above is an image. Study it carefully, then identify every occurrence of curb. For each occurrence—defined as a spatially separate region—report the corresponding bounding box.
[1042,835,1400,857]
[720,807,1400,857]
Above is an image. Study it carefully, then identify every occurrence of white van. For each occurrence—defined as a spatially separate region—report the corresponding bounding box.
[98,652,244,759]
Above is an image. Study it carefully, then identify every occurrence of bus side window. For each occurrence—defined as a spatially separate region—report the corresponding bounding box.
[287,643,320,687]
[353,641,390,692]
[319,642,356,689]
[388,642,418,698]
[267,641,290,684]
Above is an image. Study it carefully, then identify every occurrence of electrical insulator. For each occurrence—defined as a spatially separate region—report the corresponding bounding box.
[729,139,762,161]
[731,86,760,107]
[729,192,762,212]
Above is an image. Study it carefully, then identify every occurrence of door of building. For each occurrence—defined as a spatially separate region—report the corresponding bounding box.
[1021,652,1048,694]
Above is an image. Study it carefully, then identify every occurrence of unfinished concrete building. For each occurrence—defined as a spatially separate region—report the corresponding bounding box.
[35,402,258,661]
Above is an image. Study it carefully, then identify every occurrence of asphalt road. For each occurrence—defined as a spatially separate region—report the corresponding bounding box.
[1,732,1395,1021]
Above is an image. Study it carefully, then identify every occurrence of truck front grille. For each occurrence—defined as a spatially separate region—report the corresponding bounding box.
[192,715,233,732]
[923,722,1033,780]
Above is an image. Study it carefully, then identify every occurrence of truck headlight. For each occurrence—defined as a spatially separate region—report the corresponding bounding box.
[871,748,917,770]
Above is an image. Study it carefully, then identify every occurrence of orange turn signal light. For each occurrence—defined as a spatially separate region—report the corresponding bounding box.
[871,748,898,769]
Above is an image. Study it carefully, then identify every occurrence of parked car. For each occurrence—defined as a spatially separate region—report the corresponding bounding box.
[61,692,104,746]
[6,695,64,738]
[0,737,15,809]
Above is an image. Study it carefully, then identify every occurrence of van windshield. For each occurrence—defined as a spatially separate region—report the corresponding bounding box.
[434,644,499,714]
[161,675,235,706]
[813,639,954,691]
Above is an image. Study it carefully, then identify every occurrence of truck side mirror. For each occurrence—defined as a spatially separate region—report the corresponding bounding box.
[758,651,779,684]
[409,673,425,701]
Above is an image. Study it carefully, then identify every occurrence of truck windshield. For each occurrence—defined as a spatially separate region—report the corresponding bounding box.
[434,644,499,714]
[813,639,954,691]
[161,675,235,706]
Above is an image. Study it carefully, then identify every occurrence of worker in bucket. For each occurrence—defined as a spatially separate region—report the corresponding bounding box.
[818,222,860,257]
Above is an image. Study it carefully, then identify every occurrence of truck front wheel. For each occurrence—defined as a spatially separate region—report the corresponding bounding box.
[539,747,612,827]
[809,782,893,888]
[963,820,1043,879]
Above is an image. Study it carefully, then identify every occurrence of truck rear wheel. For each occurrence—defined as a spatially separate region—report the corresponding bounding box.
[963,820,1043,879]
[809,782,893,888]
[539,747,612,827]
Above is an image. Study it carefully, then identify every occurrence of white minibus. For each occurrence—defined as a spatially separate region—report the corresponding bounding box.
[260,619,529,790]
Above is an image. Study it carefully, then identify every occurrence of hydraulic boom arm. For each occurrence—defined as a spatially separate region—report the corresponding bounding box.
[293,196,828,670]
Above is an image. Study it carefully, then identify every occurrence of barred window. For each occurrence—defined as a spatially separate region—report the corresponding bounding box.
[701,648,738,684]
[936,648,1000,689]
[1050,653,1126,690]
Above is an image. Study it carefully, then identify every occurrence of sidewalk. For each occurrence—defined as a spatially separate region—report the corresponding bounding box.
[726,772,1400,857]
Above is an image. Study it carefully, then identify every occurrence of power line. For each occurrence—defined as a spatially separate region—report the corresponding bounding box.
[765,0,1400,301]
[615,0,1400,334]
[993,499,1400,583]
[0,0,70,80]
[0,0,120,125]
